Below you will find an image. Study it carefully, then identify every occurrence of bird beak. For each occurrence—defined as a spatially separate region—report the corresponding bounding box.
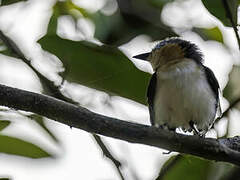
[132,52,150,61]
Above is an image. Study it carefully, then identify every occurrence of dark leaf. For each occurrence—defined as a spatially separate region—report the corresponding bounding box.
[39,35,151,105]
[0,42,13,57]
[0,134,52,158]
[1,0,27,6]
[223,65,240,105]
[148,0,173,9]
[89,10,175,45]
[202,0,238,27]
[0,120,10,131]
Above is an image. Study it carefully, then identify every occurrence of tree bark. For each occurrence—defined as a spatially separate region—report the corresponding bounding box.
[0,84,239,166]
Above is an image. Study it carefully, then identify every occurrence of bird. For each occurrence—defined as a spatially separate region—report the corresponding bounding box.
[133,37,221,136]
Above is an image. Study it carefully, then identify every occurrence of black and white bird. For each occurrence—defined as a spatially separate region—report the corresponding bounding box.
[133,37,221,135]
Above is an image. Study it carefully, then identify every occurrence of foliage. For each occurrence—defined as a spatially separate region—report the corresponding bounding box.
[0,0,240,179]
[223,65,240,104]
[202,0,239,27]
[39,35,150,104]
[0,0,27,6]
[0,134,52,158]
[157,155,211,180]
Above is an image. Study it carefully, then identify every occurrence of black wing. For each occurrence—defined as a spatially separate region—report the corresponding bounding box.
[147,72,157,126]
[203,66,221,113]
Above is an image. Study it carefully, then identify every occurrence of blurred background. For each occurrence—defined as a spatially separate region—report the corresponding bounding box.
[0,0,240,179]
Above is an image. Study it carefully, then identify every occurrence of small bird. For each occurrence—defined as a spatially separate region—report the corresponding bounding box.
[133,37,221,136]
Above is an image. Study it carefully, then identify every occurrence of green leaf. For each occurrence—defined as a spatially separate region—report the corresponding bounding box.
[0,134,52,158]
[0,120,10,131]
[194,27,223,43]
[0,40,12,57]
[90,11,123,43]
[1,0,27,6]
[157,155,212,180]
[38,35,150,105]
[157,155,182,179]
[223,65,240,104]
[202,0,238,27]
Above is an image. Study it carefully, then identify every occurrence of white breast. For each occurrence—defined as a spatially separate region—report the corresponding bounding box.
[153,59,217,133]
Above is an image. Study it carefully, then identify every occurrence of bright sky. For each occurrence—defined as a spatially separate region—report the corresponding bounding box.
[0,0,239,179]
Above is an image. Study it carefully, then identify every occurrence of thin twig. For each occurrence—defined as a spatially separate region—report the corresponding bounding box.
[222,0,240,50]
[93,134,124,180]
[0,30,76,104]
[0,30,125,179]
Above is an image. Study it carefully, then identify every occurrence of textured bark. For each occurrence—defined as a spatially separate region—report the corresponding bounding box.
[0,84,239,166]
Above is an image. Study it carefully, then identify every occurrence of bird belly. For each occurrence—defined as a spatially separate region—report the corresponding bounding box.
[153,60,216,133]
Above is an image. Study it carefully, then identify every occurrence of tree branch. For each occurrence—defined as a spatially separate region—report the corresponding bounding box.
[0,30,76,104]
[93,134,124,180]
[0,84,239,166]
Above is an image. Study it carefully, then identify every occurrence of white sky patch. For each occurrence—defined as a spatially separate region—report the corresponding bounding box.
[72,0,106,13]
[120,35,153,74]
[228,110,240,137]
[161,0,219,29]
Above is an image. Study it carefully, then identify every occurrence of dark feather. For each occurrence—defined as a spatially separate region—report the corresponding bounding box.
[203,65,220,109]
[154,37,203,64]
[147,72,157,126]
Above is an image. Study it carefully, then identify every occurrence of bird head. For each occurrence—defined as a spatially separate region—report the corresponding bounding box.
[133,37,203,71]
